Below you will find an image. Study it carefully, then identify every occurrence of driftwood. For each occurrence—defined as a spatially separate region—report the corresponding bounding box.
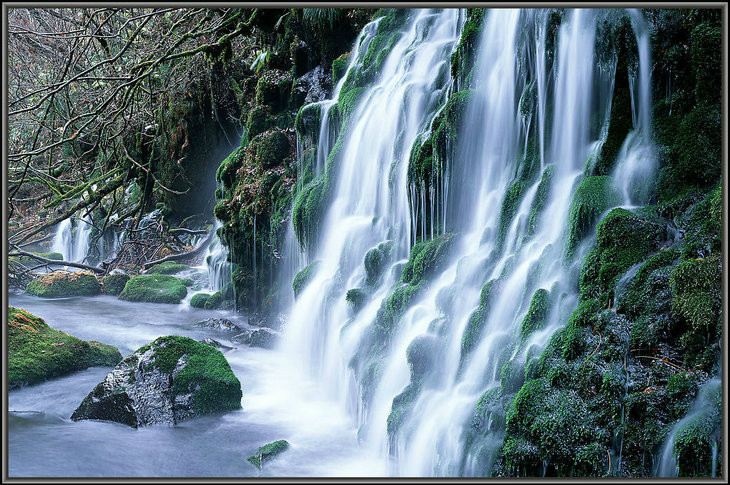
[141,227,215,269]
[8,249,105,275]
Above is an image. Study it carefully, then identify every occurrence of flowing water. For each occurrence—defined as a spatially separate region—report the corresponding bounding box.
[8,8,717,479]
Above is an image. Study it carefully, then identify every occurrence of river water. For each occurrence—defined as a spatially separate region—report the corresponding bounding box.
[7,292,384,477]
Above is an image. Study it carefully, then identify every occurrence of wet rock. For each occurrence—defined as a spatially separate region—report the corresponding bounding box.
[199,338,235,352]
[118,274,187,304]
[232,327,280,349]
[193,318,242,332]
[291,66,332,108]
[71,336,242,427]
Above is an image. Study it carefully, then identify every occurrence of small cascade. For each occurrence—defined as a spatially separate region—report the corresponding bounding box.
[51,213,94,264]
[203,221,233,292]
[613,10,657,206]
[655,377,722,477]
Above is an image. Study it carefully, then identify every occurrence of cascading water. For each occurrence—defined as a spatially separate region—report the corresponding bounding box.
[278,7,669,477]
[51,214,94,263]
[203,220,233,292]
[655,377,722,477]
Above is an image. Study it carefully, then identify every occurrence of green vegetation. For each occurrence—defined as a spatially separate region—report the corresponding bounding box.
[8,306,121,389]
[118,274,188,304]
[190,293,211,308]
[101,273,131,295]
[146,261,190,275]
[565,176,623,260]
[134,336,242,414]
[26,271,101,298]
[247,439,290,469]
[292,261,320,298]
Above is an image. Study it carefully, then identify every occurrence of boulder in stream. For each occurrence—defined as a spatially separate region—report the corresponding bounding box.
[232,327,280,349]
[71,335,242,427]
[25,270,101,298]
[193,318,242,332]
[8,307,122,390]
[118,274,187,304]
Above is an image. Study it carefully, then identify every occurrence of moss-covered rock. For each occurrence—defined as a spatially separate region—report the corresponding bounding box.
[565,176,623,260]
[292,261,320,298]
[71,336,242,427]
[190,292,211,308]
[247,439,290,469]
[146,261,190,275]
[255,69,293,113]
[332,52,351,86]
[579,208,667,304]
[8,307,122,389]
[364,241,394,286]
[101,273,130,296]
[520,288,551,341]
[254,130,291,170]
[118,274,187,304]
[25,271,101,298]
[345,288,368,314]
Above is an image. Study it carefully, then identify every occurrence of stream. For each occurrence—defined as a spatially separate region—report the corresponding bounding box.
[7,292,384,477]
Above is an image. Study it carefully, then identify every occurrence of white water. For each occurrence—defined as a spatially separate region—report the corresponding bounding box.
[279,8,665,477]
[51,214,94,264]
[655,377,722,477]
[201,220,233,293]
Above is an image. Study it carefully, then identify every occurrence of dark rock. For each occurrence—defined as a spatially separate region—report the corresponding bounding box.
[71,336,242,427]
[291,66,332,109]
[199,338,235,352]
[193,318,242,332]
[232,328,280,349]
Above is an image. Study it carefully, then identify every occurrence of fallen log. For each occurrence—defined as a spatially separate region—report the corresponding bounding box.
[141,227,216,269]
[8,249,105,275]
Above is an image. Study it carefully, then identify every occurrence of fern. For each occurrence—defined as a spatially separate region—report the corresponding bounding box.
[302,8,341,32]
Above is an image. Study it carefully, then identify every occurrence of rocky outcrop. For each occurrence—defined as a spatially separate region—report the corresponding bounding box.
[71,336,242,427]
[192,318,242,332]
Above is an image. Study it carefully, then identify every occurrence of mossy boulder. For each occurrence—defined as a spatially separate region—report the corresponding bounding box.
[364,241,394,286]
[146,261,190,275]
[247,439,289,468]
[565,176,623,260]
[190,293,210,308]
[8,307,122,389]
[255,69,293,112]
[579,208,667,304]
[292,261,320,298]
[332,52,350,86]
[118,274,188,304]
[101,273,130,296]
[25,271,101,298]
[520,288,551,341]
[71,336,242,427]
[254,130,291,170]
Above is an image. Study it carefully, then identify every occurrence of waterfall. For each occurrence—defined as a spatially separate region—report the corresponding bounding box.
[613,10,657,206]
[203,220,232,292]
[279,8,666,477]
[51,214,94,263]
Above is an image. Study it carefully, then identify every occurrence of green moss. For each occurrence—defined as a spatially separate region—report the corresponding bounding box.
[565,176,623,261]
[102,273,131,296]
[450,9,486,88]
[190,293,210,308]
[400,233,455,285]
[137,336,241,415]
[520,289,551,341]
[676,183,722,259]
[147,261,190,275]
[346,288,367,314]
[460,279,497,363]
[245,105,272,139]
[295,102,322,146]
[292,261,320,298]
[579,208,666,304]
[25,271,101,298]
[247,440,290,469]
[9,251,63,267]
[255,69,293,113]
[203,290,225,310]
[254,130,291,170]
[332,52,351,86]
[527,164,553,237]
[8,306,122,389]
[673,382,721,477]
[387,382,420,437]
[118,274,187,304]
[364,241,394,286]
